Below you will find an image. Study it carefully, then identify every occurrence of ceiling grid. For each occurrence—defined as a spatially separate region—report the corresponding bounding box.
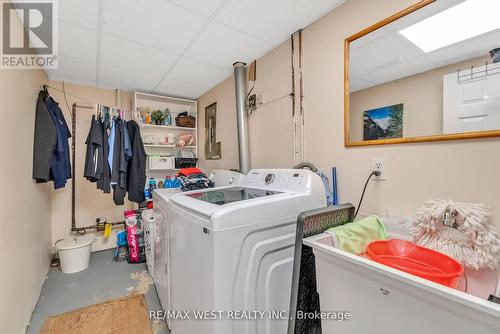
[21,0,345,98]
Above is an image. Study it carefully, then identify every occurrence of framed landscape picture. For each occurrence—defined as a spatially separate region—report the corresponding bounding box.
[363,103,403,140]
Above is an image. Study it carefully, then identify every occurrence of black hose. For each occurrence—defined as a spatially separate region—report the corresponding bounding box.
[293,162,318,173]
[353,171,377,220]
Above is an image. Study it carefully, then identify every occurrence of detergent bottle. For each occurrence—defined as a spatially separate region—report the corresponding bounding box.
[172,177,181,188]
[164,176,174,188]
[148,178,157,194]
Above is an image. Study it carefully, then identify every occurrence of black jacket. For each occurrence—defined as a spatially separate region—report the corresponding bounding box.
[33,91,57,182]
[83,115,103,182]
[126,120,147,203]
[96,120,111,193]
[111,119,127,205]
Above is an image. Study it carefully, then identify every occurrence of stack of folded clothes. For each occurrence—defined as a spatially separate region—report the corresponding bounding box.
[177,168,215,191]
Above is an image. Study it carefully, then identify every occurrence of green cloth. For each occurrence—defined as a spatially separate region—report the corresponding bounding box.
[327,215,388,255]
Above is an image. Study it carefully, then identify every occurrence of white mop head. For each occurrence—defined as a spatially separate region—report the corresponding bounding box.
[412,199,500,270]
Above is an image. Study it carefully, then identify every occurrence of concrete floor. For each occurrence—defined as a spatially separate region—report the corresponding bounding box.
[27,249,168,334]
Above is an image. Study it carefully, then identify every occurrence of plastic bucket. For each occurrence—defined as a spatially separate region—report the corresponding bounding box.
[367,239,464,288]
[56,237,97,273]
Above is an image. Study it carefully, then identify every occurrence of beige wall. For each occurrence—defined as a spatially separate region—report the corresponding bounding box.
[198,0,500,226]
[197,76,239,172]
[47,81,133,251]
[350,56,490,141]
[0,69,52,333]
[0,52,52,334]
[304,0,500,222]
[198,41,295,171]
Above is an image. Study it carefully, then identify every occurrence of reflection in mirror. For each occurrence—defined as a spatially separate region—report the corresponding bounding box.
[348,0,500,143]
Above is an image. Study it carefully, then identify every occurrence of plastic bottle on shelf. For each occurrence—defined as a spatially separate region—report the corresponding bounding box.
[164,176,173,189]
[148,178,157,195]
[172,177,181,188]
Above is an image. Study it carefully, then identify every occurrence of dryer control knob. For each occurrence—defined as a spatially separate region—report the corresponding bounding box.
[265,173,275,184]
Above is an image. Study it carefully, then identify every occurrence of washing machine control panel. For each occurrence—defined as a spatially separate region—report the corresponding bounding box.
[264,173,275,184]
[243,169,311,192]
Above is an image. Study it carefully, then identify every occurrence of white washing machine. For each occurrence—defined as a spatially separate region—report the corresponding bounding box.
[167,169,326,334]
[208,169,245,186]
[152,169,246,322]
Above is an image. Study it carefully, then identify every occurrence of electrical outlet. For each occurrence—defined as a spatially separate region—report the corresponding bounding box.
[256,94,264,105]
[372,158,384,179]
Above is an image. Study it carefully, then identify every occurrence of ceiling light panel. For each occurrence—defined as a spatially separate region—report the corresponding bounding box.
[399,0,500,53]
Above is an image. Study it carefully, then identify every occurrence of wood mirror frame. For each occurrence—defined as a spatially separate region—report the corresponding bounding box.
[344,0,500,147]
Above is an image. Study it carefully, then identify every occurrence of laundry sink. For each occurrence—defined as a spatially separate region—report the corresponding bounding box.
[366,239,464,288]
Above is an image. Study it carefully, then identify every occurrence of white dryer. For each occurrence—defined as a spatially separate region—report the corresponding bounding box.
[167,169,326,334]
[152,188,181,320]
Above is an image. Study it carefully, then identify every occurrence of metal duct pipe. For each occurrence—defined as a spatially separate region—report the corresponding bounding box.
[233,62,251,174]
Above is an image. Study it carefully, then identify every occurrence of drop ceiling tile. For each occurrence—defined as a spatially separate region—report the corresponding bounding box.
[47,55,97,84]
[48,74,97,88]
[351,1,444,50]
[102,0,206,53]
[21,0,97,30]
[427,31,500,69]
[350,33,423,79]
[99,64,162,91]
[101,34,178,76]
[361,56,434,86]
[101,0,138,37]
[25,0,359,96]
[59,22,97,62]
[350,78,377,93]
[58,0,99,29]
[186,21,272,69]
[349,1,500,87]
[214,0,345,43]
[167,0,224,17]
[168,57,232,87]
[155,78,209,99]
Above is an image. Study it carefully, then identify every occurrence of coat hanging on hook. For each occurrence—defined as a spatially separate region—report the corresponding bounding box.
[83,104,146,205]
[33,89,72,189]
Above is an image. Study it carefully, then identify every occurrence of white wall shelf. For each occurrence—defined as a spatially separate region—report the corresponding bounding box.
[144,144,197,148]
[141,124,196,131]
[147,168,180,171]
[134,92,198,181]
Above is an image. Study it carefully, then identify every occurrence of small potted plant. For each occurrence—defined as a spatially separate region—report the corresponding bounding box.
[151,109,166,125]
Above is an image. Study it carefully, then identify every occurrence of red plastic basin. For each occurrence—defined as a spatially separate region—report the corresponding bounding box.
[366,239,464,288]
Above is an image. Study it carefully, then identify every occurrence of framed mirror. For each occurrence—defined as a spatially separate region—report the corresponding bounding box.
[345,0,500,147]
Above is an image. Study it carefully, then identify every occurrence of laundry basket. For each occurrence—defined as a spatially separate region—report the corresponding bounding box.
[56,237,97,273]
